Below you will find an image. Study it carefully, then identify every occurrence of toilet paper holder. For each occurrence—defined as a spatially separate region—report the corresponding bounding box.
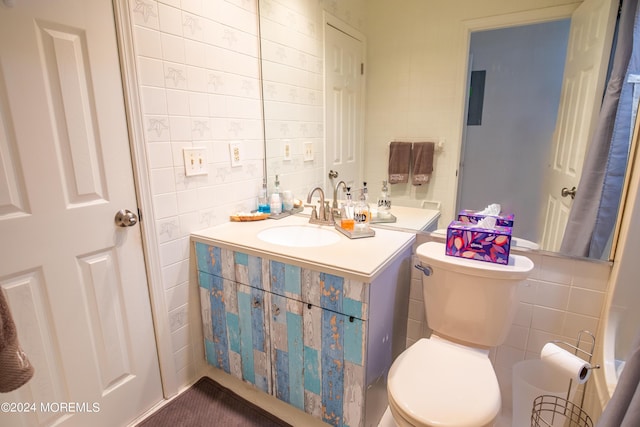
[531,330,600,427]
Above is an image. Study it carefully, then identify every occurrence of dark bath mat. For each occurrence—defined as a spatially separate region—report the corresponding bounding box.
[137,377,292,427]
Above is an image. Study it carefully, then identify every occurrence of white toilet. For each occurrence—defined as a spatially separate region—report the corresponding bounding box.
[387,241,534,427]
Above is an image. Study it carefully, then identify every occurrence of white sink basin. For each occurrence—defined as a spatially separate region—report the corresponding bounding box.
[257,225,341,247]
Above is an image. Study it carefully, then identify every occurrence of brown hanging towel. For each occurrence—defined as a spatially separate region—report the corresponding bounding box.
[0,290,34,393]
[412,141,435,185]
[388,141,412,184]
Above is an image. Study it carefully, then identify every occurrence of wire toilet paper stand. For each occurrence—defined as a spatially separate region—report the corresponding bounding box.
[530,330,601,427]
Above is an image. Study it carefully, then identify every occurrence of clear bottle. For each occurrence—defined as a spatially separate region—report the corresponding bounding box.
[258,179,270,213]
[354,188,370,231]
[363,181,369,201]
[377,180,391,218]
[270,175,282,215]
[340,187,355,231]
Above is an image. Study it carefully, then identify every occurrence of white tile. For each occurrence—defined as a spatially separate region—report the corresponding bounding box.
[184,39,207,67]
[153,193,178,218]
[157,217,181,243]
[176,189,199,214]
[165,280,189,310]
[407,299,424,322]
[140,86,168,115]
[169,116,193,140]
[179,211,202,235]
[504,324,529,350]
[134,26,162,58]
[531,306,565,335]
[513,302,533,327]
[147,142,174,168]
[187,65,208,92]
[162,260,189,290]
[131,0,160,29]
[144,115,171,142]
[182,12,204,41]
[166,89,190,115]
[160,237,189,266]
[173,343,191,371]
[534,281,570,310]
[164,63,188,89]
[171,323,191,351]
[188,92,210,116]
[181,0,202,15]
[537,255,573,285]
[150,167,177,194]
[516,279,537,304]
[567,287,605,317]
[161,33,186,63]
[571,260,611,292]
[406,319,423,342]
[563,312,599,340]
[169,304,189,332]
[158,2,183,36]
[137,56,165,87]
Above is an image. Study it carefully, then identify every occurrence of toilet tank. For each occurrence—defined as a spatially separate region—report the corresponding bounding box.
[416,242,534,348]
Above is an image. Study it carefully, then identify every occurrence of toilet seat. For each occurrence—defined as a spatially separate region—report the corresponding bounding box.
[387,338,501,427]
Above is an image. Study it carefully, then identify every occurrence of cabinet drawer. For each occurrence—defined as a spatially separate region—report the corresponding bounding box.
[195,242,269,289]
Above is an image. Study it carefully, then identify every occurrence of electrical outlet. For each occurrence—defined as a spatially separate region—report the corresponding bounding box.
[229,142,243,167]
[283,141,292,161]
[183,147,208,176]
[303,141,314,161]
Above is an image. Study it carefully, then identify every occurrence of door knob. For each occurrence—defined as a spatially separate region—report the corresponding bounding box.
[115,209,138,227]
[561,186,577,199]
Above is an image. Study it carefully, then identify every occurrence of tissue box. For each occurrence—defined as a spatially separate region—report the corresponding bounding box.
[457,209,515,227]
[445,221,512,264]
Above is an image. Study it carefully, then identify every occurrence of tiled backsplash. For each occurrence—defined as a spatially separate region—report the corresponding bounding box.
[410,234,612,417]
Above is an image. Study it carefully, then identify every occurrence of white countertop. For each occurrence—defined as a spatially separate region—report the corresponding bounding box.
[191,214,416,282]
[371,205,440,231]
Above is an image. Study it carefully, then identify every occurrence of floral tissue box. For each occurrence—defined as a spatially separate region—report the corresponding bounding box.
[457,210,515,228]
[445,221,512,264]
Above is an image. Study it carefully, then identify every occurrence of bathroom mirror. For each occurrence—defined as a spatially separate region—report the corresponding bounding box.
[258,0,629,261]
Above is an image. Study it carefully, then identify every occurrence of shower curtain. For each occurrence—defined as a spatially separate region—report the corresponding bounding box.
[561,0,640,258]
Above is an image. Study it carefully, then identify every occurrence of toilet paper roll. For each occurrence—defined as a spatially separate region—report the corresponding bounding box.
[540,343,592,384]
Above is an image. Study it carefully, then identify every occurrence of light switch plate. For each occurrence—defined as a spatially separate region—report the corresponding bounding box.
[303,141,314,161]
[229,142,243,167]
[283,141,292,161]
[183,147,208,176]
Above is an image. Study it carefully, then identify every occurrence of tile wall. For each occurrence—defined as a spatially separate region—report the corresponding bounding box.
[409,234,612,418]
[128,0,264,386]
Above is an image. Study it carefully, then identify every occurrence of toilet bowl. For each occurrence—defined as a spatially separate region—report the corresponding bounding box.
[387,242,534,427]
[387,337,500,427]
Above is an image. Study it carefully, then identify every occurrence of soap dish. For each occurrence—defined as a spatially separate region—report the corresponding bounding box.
[334,225,375,239]
[269,206,304,220]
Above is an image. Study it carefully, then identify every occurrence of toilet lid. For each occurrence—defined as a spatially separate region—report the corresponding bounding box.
[387,338,501,427]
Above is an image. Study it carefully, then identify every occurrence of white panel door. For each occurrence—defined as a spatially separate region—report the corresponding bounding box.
[0,0,163,426]
[540,0,618,251]
[325,23,364,191]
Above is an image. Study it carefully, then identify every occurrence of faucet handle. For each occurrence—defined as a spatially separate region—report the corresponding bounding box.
[304,204,318,220]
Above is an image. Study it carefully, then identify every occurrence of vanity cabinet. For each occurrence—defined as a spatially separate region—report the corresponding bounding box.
[193,219,414,427]
[195,242,371,426]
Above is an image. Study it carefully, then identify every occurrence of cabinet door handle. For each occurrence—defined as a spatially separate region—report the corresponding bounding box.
[349,316,355,323]
[307,303,312,310]
[272,304,280,315]
[252,299,261,308]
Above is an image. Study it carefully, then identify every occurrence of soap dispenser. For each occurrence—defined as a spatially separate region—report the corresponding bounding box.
[354,188,370,231]
[377,180,391,218]
[270,175,282,215]
[340,187,355,231]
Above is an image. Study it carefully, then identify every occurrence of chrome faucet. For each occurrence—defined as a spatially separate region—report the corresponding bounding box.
[306,187,334,225]
[333,180,347,210]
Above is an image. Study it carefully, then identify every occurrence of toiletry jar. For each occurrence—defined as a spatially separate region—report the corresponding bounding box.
[457,209,515,227]
[445,220,512,264]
